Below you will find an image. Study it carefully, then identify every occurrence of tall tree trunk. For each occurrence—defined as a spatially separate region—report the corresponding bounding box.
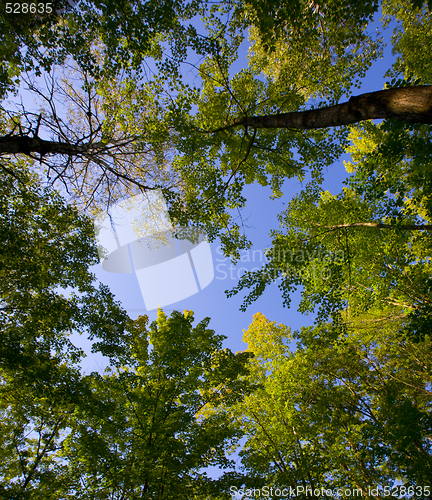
[209,86,432,132]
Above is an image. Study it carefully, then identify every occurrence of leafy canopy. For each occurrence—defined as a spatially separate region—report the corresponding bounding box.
[0,309,253,499]
[222,311,432,493]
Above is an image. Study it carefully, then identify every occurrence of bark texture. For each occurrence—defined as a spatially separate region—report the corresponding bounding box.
[212,85,432,132]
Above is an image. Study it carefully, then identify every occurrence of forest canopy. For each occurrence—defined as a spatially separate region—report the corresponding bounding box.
[1,0,432,497]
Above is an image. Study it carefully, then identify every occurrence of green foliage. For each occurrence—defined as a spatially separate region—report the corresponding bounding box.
[0,309,253,499]
[0,362,88,499]
[0,158,130,376]
[227,95,432,317]
[234,0,379,53]
[60,310,253,499]
[226,311,432,494]
[166,0,385,258]
[2,0,432,495]
[0,158,138,497]
[0,0,205,98]
[229,174,432,320]
[382,0,432,82]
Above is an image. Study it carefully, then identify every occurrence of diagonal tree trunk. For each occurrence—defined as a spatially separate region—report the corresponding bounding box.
[207,85,432,133]
[313,222,432,231]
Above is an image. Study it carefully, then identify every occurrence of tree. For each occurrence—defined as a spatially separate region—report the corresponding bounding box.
[2,80,429,213]
[0,0,423,217]
[165,0,432,258]
[0,361,86,499]
[0,157,141,498]
[0,2,382,216]
[0,64,182,211]
[0,156,131,381]
[0,153,253,496]
[225,311,432,496]
[0,310,253,499]
[0,0,208,99]
[199,86,432,133]
[227,103,432,323]
[191,3,432,490]
[0,0,215,213]
[1,0,430,326]
[2,0,432,493]
[206,0,432,316]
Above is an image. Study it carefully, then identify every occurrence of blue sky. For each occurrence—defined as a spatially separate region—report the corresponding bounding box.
[73,12,399,375]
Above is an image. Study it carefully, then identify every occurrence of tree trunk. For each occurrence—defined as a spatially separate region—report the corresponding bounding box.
[314,222,432,231]
[0,136,97,156]
[210,85,432,132]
